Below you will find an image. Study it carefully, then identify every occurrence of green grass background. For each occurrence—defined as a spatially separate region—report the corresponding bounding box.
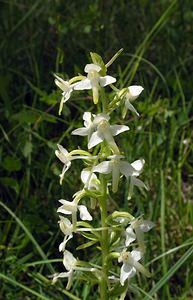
[0,1,193,299]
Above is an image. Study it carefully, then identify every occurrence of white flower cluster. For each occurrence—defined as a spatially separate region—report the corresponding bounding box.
[116,216,154,285]
[53,53,153,292]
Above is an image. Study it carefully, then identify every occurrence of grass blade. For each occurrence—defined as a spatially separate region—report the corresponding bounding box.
[0,273,51,300]
[144,245,193,299]
[0,199,54,273]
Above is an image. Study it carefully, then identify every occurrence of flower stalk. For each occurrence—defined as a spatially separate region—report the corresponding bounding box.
[52,50,153,299]
[99,174,109,300]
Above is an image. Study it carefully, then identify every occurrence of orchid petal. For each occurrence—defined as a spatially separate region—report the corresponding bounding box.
[139,220,154,232]
[88,131,103,149]
[78,205,92,221]
[57,144,68,156]
[110,125,130,136]
[57,207,73,215]
[128,85,144,99]
[54,76,70,92]
[52,271,72,284]
[59,216,73,235]
[83,111,93,125]
[131,249,142,261]
[131,159,145,174]
[120,264,136,285]
[57,200,77,214]
[119,161,135,177]
[125,227,136,246]
[84,63,101,73]
[99,75,116,87]
[131,177,147,189]
[59,162,71,184]
[81,169,97,185]
[93,113,110,124]
[93,161,112,174]
[125,101,139,116]
[74,79,92,90]
[59,235,73,252]
[63,250,77,271]
[71,127,89,136]
[62,90,72,103]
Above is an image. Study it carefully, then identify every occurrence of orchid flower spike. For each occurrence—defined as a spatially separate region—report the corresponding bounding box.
[118,248,151,286]
[74,63,116,104]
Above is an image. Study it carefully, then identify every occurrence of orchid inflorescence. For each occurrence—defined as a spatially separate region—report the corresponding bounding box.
[52,50,153,299]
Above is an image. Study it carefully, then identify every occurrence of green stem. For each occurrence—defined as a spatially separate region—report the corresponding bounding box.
[99,175,109,300]
[100,88,107,114]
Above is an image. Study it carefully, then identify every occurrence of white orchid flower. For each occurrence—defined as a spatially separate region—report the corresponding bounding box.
[118,249,151,286]
[55,145,72,184]
[52,250,77,289]
[128,159,147,199]
[72,112,129,152]
[74,63,116,104]
[81,168,100,190]
[122,85,143,117]
[63,250,77,271]
[131,158,146,177]
[72,112,95,140]
[125,217,154,250]
[78,205,93,221]
[52,250,95,289]
[88,116,129,151]
[93,155,135,193]
[54,74,75,115]
[57,199,92,230]
[59,236,73,252]
[57,199,93,221]
[52,270,73,286]
[55,144,92,184]
[58,216,73,252]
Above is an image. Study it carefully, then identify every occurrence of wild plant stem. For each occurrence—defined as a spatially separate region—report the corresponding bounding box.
[99,175,109,300]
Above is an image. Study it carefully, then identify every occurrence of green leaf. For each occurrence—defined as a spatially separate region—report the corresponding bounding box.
[81,232,98,241]
[0,177,19,194]
[12,111,38,124]
[22,141,33,158]
[40,91,59,105]
[76,240,97,250]
[2,156,21,171]
[90,52,107,76]
[77,221,93,228]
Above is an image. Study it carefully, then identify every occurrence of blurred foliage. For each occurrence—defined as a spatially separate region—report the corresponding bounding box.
[0,0,193,299]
